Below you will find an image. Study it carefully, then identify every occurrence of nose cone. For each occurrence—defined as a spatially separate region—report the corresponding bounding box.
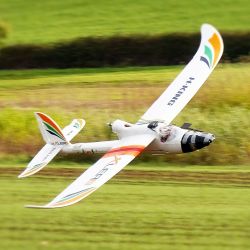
[203,133,215,146]
[194,133,215,149]
[181,131,215,153]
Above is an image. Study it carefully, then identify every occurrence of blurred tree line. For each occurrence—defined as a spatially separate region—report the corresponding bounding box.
[0,32,249,69]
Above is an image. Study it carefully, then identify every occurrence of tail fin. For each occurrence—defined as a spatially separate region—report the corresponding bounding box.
[18,112,85,178]
[35,112,68,145]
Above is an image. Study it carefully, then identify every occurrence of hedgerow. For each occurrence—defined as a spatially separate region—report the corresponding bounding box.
[0,32,249,69]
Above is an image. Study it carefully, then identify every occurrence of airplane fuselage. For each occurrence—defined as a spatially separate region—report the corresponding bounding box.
[62,120,215,155]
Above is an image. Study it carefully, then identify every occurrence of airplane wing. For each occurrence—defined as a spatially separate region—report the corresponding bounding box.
[138,24,223,125]
[27,134,155,208]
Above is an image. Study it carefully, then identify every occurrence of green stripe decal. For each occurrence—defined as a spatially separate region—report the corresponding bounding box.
[43,122,65,141]
[204,45,213,67]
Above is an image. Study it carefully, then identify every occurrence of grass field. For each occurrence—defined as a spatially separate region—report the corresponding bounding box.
[0,64,249,164]
[1,162,250,250]
[0,0,249,45]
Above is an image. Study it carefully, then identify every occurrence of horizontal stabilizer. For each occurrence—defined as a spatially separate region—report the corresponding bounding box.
[18,144,63,178]
[62,119,86,141]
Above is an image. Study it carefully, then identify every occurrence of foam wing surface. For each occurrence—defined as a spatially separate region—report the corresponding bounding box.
[27,134,155,208]
[138,24,223,125]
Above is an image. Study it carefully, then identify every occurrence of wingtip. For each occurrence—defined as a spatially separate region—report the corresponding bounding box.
[18,171,29,178]
[18,170,33,178]
[18,162,49,179]
[25,204,51,209]
[201,23,222,37]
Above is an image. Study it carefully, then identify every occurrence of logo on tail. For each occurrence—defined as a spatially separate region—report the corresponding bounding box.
[36,112,67,145]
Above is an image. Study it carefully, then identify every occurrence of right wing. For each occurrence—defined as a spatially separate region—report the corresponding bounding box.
[138,24,223,125]
[26,134,155,208]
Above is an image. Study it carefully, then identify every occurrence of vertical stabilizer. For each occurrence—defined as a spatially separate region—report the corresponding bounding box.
[35,112,68,145]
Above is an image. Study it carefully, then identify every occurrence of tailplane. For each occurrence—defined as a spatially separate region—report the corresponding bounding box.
[18,112,85,178]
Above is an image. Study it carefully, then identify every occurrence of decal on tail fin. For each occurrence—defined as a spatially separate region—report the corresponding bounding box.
[35,112,68,145]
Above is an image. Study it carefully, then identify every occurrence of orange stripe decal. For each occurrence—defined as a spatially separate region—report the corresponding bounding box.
[209,33,221,67]
[37,112,65,139]
[103,145,145,158]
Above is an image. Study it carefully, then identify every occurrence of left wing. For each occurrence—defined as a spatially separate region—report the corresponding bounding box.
[138,24,223,125]
[26,134,155,208]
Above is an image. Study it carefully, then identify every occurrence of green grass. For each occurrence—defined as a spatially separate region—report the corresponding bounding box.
[0,0,249,45]
[1,163,250,250]
[0,64,249,164]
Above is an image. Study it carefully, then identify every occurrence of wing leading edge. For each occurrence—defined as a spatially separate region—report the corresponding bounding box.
[138,24,223,125]
[27,134,155,208]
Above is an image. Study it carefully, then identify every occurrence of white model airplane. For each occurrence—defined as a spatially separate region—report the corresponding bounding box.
[19,24,223,208]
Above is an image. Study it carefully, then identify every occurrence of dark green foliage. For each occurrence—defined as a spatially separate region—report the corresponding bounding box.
[0,32,249,69]
[223,33,250,62]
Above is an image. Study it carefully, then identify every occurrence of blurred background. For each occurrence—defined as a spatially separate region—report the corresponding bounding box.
[0,1,249,250]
